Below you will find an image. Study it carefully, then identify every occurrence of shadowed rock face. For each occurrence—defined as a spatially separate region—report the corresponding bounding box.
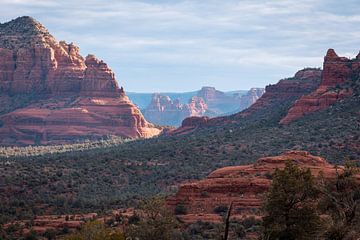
[0,16,161,145]
[280,49,358,124]
[237,68,322,118]
[167,151,355,224]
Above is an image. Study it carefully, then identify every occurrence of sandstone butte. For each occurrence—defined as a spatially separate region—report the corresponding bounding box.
[280,49,358,124]
[169,68,322,135]
[0,16,161,145]
[143,94,209,126]
[167,151,360,224]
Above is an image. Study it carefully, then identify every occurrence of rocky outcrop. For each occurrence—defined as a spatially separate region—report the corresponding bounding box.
[167,151,353,224]
[169,116,210,135]
[280,49,357,124]
[0,16,160,145]
[239,68,322,118]
[143,94,209,126]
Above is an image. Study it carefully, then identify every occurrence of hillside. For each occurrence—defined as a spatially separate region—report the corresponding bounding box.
[0,65,359,223]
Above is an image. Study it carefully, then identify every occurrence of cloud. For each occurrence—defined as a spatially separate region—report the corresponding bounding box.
[0,0,359,91]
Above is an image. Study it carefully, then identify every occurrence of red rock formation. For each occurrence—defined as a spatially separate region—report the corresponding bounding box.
[168,68,321,135]
[143,94,209,126]
[0,16,160,145]
[167,151,355,224]
[169,116,210,135]
[280,49,357,124]
[239,68,322,118]
[81,54,124,97]
[0,96,160,145]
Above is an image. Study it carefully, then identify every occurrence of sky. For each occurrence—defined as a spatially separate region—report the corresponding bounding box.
[0,0,360,92]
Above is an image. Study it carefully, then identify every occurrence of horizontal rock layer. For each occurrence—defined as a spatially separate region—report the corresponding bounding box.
[167,151,353,224]
[0,16,160,145]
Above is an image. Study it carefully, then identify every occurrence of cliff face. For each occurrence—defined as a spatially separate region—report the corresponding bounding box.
[143,94,208,126]
[0,16,161,145]
[167,151,351,224]
[280,49,358,124]
[0,16,123,97]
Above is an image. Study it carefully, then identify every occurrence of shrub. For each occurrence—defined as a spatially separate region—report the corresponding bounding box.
[175,203,187,215]
[64,221,125,240]
[214,205,228,214]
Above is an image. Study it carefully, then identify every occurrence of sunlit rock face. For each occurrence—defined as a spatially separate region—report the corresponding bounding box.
[281,49,357,124]
[0,16,161,146]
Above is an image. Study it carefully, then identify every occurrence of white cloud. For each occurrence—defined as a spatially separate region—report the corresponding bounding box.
[0,0,359,91]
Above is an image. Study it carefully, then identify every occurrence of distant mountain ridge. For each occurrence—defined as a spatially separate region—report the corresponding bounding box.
[127,88,248,110]
[130,87,264,126]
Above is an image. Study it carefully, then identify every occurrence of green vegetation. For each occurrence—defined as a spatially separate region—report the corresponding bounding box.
[64,221,125,240]
[318,160,360,239]
[262,162,322,239]
[0,136,131,158]
[0,92,359,224]
[261,160,360,240]
[175,202,187,215]
[124,197,181,240]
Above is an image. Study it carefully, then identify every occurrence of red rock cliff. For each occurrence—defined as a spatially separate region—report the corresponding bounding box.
[0,16,161,145]
[239,68,322,118]
[280,49,357,124]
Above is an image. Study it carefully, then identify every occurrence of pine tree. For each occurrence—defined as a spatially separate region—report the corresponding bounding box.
[262,161,322,240]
